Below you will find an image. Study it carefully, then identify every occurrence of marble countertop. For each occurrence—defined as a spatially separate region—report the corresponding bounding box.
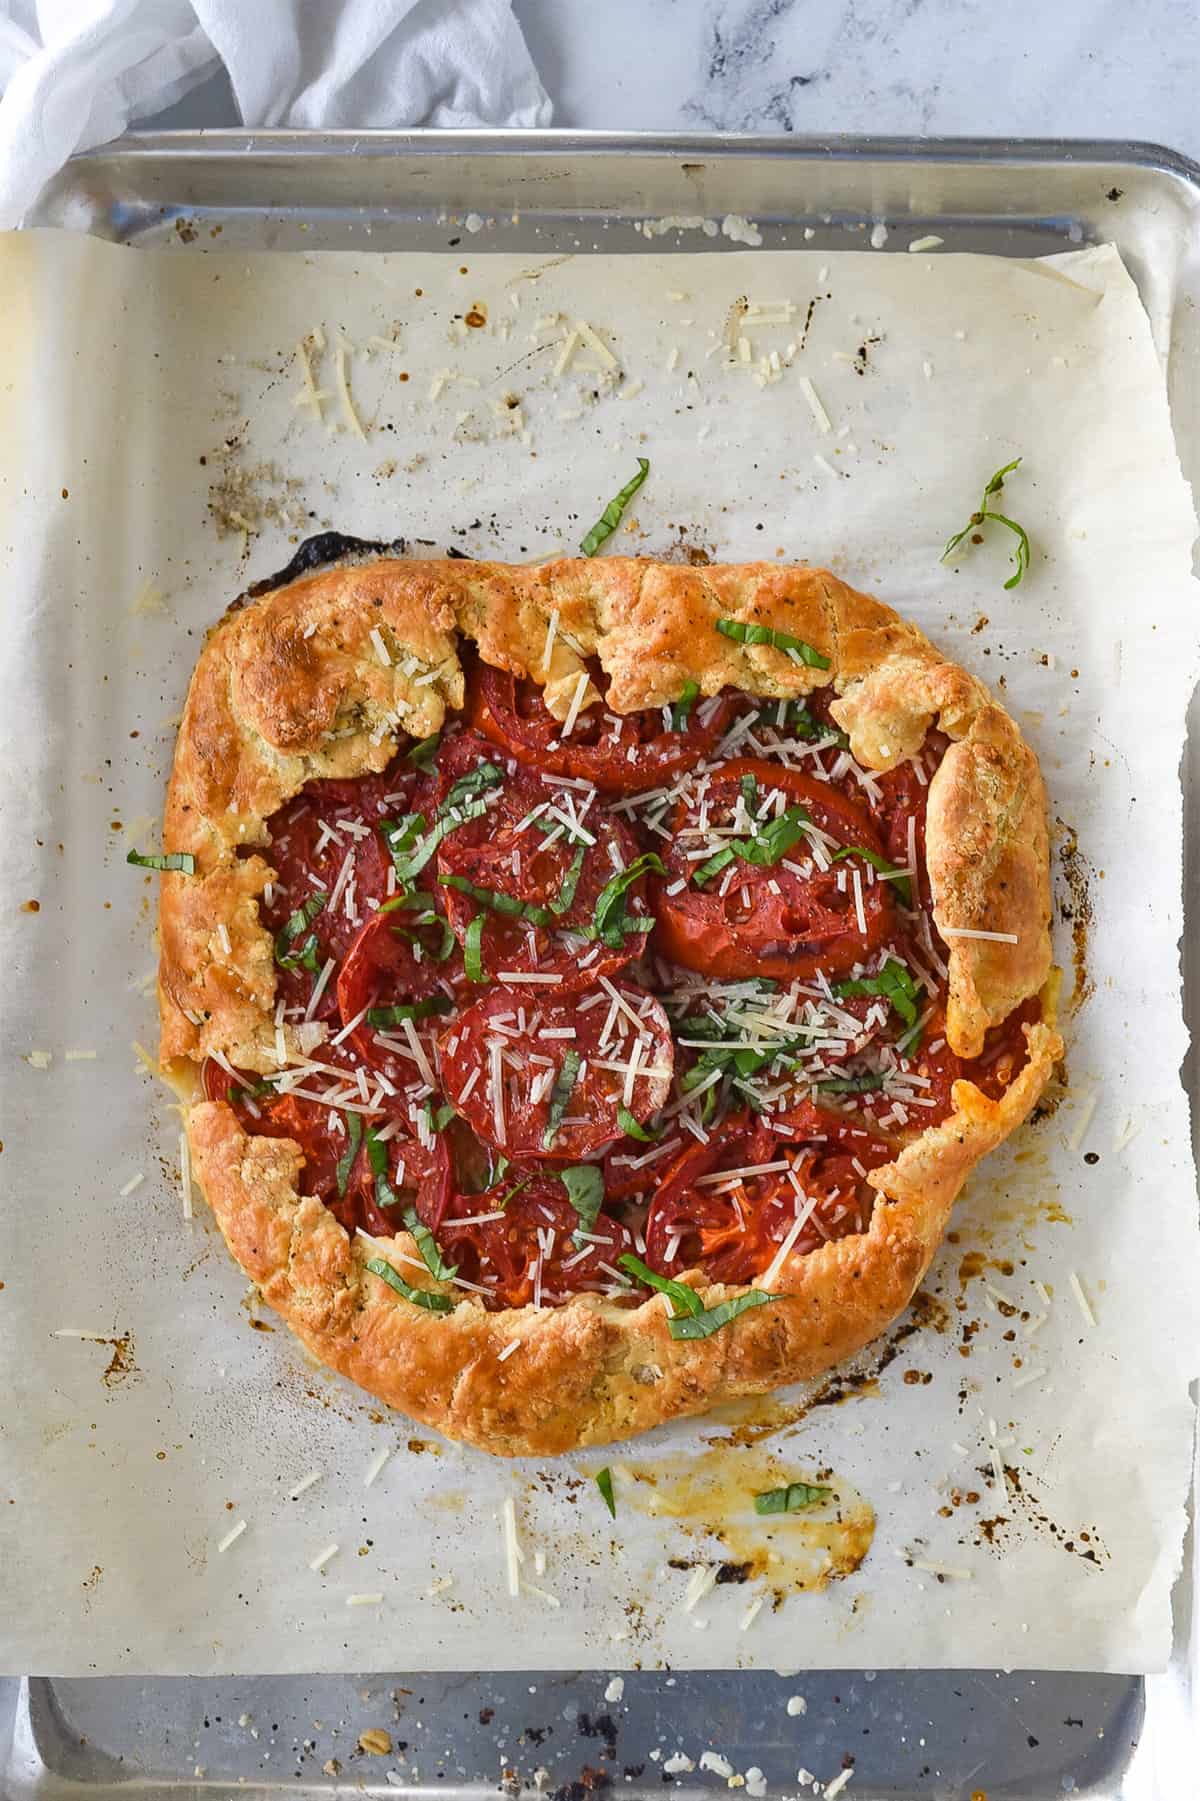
[147,0,1200,164]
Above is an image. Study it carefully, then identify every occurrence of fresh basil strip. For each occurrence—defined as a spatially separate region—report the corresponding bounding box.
[274,891,328,972]
[560,1164,604,1233]
[495,1174,532,1209]
[617,1251,704,1318]
[816,1071,886,1095]
[420,1100,458,1135]
[680,1030,807,1093]
[580,456,650,557]
[739,772,758,815]
[380,891,456,961]
[754,1481,831,1516]
[668,1288,777,1340]
[334,1110,363,1199]
[766,700,850,749]
[402,1205,458,1281]
[549,844,586,917]
[383,799,489,886]
[439,873,553,928]
[692,804,809,887]
[440,762,504,816]
[534,815,593,849]
[833,959,921,1030]
[596,1466,617,1519]
[542,1050,582,1150]
[830,845,913,909]
[366,995,454,1028]
[464,911,488,982]
[941,456,1031,590]
[669,679,700,732]
[616,1104,660,1143]
[591,853,665,948]
[364,1125,398,1207]
[715,618,831,670]
[406,731,441,769]
[126,848,196,874]
[365,1256,454,1314]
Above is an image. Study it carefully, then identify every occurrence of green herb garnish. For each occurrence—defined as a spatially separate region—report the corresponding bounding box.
[596,1467,617,1519]
[815,1071,886,1095]
[833,959,922,1030]
[421,1100,458,1135]
[715,618,831,669]
[273,891,327,972]
[580,456,650,557]
[126,849,196,874]
[830,845,913,908]
[692,804,809,887]
[669,679,700,732]
[766,700,849,749]
[464,911,488,983]
[560,1165,604,1234]
[334,1110,362,1199]
[439,874,553,927]
[616,1252,703,1318]
[753,1482,831,1515]
[549,844,586,917]
[542,1050,582,1150]
[616,1104,660,1143]
[590,852,665,948]
[379,891,457,961]
[406,732,441,769]
[495,1174,533,1210]
[365,995,455,1028]
[667,1289,777,1340]
[402,1205,458,1281]
[382,800,490,886]
[441,762,505,814]
[365,1125,400,1210]
[942,457,1031,590]
[365,1256,454,1314]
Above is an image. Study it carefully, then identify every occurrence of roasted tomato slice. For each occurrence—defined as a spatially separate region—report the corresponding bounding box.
[644,1103,894,1285]
[893,996,1040,1126]
[437,981,673,1160]
[467,660,745,796]
[654,758,895,982]
[436,759,652,992]
[436,1172,634,1309]
[335,902,463,1071]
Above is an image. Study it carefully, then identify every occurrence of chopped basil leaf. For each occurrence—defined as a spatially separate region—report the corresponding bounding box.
[126,848,196,874]
[365,1255,453,1314]
[365,995,454,1028]
[753,1481,831,1515]
[464,911,488,983]
[274,891,328,972]
[740,772,759,816]
[440,762,504,816]
[692,804,809,887]
[766,700,850,749]
[596,1466,617,1519]
[669,679,700,732]
[334,1110,363,1199]
[549,844,586,917]
[421,1101,458,1134]
[941,456,1031,590]
[406,732,441,769]
[833,959,921,1029]
[715,618,831,669]
[616,1104,660,1143]
[439,873,553,928]
[402,1205,458,1281]
[668,1288,777,1340]
[379,891,456,961]
[816,1070,886,1095]
[591,852,665,948]
[560,1165,604,1233]
[617,1252,704,1318]
[364,1124,399,1208]
[383,799,489,886]
[542,1050,581,1150]
[579,456,650,557]
[495,1174,533,1210]
[830,845,913,909]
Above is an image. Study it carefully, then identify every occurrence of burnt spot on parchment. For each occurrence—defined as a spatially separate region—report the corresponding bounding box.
[1055,821,1095,1011]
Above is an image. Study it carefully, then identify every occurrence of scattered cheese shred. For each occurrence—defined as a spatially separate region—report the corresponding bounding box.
[64,1049,97,1062]
[119,1172,145,1197]
[1067,1090,1099,1152]
[363,1446,391,1489]
[308,1542,339,1572]
[798,375,832,434]
[908,235,945,253]
[939,926,1020,944]
[1068,1270,1097,1327]
[501,1496,523,1597]
[683,1563,718,1613]
[288,1470,324,1500]
[346,1593,383,1607]
[334,335,367,440]
[24,1050,51,1070]
[179,1129,194,1220]
[739,1594,767,1632]
[216,1519,247,1554]
[824,1768,854,1799]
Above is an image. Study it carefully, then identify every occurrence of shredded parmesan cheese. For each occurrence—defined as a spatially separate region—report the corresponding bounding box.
[216,1519,247,1554]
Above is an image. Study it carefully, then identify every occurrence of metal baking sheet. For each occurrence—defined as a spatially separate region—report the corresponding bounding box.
[7,131,1199,1801]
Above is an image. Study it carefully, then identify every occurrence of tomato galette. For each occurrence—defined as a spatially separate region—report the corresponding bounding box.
[156,548,1060,1455]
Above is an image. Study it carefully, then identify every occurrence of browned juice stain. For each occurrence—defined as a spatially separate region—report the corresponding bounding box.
[1055,822,1094,1011]
[618,1444,875,1595]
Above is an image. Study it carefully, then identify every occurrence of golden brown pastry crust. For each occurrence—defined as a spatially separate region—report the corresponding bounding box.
[158,554,1061,1455]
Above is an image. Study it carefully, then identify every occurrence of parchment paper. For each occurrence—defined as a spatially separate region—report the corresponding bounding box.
[0,230,1196,1676]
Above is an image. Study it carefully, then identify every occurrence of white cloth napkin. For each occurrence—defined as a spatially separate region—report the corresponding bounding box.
[0,0,550,228]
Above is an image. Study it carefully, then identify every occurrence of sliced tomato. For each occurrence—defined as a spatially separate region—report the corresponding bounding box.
[467,660,746,796]
[437,1172,634,1309]
[654,758,895,982]
[437,981,674,1160]
[436,760,652,992]
[895,996,1040,1125]
[335,903,463,1071]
